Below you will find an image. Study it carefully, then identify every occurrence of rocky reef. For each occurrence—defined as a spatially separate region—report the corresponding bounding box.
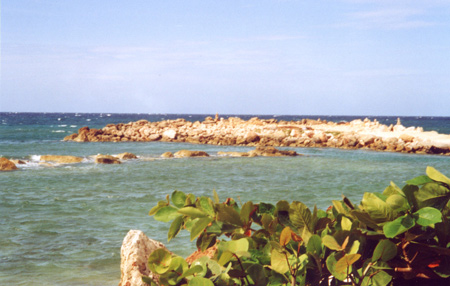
[64,116,450,156]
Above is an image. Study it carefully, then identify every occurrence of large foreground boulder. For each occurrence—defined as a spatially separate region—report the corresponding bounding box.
[0,157,18,171]
[119,230,167,286]
[40,155,84,164]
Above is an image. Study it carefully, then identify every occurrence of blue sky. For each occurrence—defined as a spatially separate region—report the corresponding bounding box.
[1,0,450,116]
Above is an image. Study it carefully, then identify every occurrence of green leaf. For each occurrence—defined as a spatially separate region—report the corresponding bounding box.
[372,239,397,262]
[307,234,323,256]
[181,265,204,279]
[198,197,215,217]
[289,201,312,232]
[361,270,392,286]
[141,275,156,285]
[188,277,214,286]
[322,235,342,251]
[335,253,361,275]
[326,252,347,281]
[382,181,404,196]
[350,210,381,230]
[240,201,254,225]
[415,182,450,210]
[406,175,434,186]
[259,202,276,214]
[168,215,183,241]
[348,240,360,254]
[332,200,349,215]
[154,206,180,222]
[149,200,168,216]
[148,248,172,274]
[385,194,409,213]
[271,248,289,274]
[221,238,249,254]
[178,206,208,219]
[196,232,216,252]
[427,166,450,186]
[212,189,220,204]
[361,192,397,223]
[216,204,243,226]
[383,214,415,238]
[171,190,187,208]
[190,217,213,241]
[414,207,442,226]
[403,184,420,211]
[246,263,269,285]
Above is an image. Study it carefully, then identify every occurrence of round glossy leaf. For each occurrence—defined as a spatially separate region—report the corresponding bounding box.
[372,239,397,262]
[148,248,172,274]
[171,190,187,208]
[383,214,415,238]
[188,277,214,286]
[154,206,179,222]
[414,207,442,226]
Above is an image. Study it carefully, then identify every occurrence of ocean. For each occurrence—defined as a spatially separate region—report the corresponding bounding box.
[1,112,449,285]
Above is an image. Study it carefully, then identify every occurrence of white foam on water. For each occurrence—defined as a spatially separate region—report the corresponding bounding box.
[30,155,41,162]
[86,119,91,121]
[52,130,66,133]
[58,125,67,127]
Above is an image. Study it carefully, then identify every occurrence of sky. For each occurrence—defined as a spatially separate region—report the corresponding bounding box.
[1,0,450,116]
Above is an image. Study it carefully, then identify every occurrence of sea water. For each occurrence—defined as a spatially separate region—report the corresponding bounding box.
[0,113,449,285]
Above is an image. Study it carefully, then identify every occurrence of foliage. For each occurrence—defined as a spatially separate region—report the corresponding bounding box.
[146,166,450,285]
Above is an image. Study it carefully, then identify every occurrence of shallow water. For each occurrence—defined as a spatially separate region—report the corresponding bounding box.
[1,113,449,285]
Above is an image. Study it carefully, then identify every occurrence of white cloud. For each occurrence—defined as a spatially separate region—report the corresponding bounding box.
[348,8,435,29]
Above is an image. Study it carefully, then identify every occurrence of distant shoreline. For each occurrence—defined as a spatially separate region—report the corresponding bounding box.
[63,115,450,156]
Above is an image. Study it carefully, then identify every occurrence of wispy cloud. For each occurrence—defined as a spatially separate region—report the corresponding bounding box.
[347,8,435,30]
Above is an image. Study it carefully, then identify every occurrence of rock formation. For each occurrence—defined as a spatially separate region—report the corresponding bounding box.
[95,154,121,164]
[119,230,168,286]
[0,157,18,171]
[116,152,138,160]
[40,155,84,164]
[62,117,450,156]
[173,150,210,158]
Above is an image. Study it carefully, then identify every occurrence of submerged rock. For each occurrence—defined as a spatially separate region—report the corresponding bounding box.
[174,150,209,158]
[160,151,174,158]
[40,155,83,164]
[116,152,138,160]
[0,157,18,171]
[94,154,121,164]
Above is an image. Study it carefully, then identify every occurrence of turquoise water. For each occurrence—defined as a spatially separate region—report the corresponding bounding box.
[1,113,449,285]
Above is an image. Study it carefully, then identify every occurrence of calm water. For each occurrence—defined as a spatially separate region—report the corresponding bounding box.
[1,113,449,285]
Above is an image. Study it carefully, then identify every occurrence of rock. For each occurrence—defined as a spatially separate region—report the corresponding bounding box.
[244,131,260,143]
[40,155,83,164]
[174,150,209,158]
[148,134,162,141]
[247,146,298,157]
[119,230,167,286]
[161,152,174,158]
[162,129,177,140]
[10,159,26,165]
[0,157,18,171]
[399,134,414,143]
[186,244,218,264]
[116,152,138,160]
[94,154,121,164]
[63,133,78,141]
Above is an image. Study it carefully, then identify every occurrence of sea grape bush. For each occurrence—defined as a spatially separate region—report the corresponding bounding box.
[146,167,450,285]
